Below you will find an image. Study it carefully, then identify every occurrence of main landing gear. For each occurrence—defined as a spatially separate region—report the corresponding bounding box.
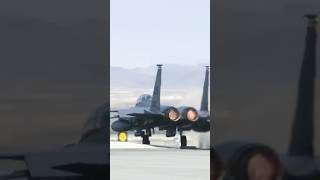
[179,130,196,149]
[180,130,187,147]
[142,135,150,145]
[135,129,152,145]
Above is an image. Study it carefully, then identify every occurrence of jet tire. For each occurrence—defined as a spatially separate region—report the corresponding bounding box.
[181,135,187,147]
[142,135,150,145]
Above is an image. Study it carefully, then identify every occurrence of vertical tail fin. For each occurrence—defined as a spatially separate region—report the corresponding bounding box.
[200,66,210,112]
[288,15,317,157]
[150,64,162,112]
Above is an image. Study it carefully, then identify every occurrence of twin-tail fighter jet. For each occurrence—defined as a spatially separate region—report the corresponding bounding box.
[211,15,320,180]
[0,103,108,180]
[111,64,210,147]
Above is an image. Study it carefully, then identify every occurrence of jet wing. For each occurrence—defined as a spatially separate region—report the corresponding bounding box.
[53,163,108,177]
[116,107,164,120]
[0,144,108,179]
[0,170,29,179]
[0,154,28,179]
[0,154,25,160]
[127,112,163,120]
[117,107,148,117]
[25,144,107,178]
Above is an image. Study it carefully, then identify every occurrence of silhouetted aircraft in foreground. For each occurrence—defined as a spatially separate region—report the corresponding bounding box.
[111,65,210,147]
[212,15,320,180]
[0,103,108,180]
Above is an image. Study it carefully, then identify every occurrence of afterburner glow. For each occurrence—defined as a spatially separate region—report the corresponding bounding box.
[186,109,199,122]
[247,154,276,180]
[168,109,180,121]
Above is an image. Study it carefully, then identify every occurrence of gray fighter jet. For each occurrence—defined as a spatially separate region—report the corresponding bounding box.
[212,15,320,180]
[186,65,211,133]
[111,64,210,147]
[0,103,108,180]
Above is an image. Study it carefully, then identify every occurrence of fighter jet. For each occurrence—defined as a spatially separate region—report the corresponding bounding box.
[0,103,108,180]
[189,65,210,133]
[212,15,320,180]
[111,64,210,147]
[172,65,210,147]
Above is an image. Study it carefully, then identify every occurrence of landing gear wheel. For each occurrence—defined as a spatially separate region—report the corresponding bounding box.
[181,135,187,147]
[118,131,128,142]
[142,135,150,145]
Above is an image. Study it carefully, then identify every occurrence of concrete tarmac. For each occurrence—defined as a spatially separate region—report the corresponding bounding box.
[110,133,210,180]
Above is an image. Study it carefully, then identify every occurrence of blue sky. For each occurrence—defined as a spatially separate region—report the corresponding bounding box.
[110,0,210,68]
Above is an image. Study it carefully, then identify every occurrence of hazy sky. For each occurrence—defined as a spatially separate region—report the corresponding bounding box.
[110,0,210,68]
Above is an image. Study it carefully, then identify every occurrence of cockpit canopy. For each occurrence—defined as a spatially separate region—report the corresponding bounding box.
[135,94,152,107]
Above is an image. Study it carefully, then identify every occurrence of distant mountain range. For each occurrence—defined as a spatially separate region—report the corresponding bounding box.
[110,64,210,109]
[111,64,209,88]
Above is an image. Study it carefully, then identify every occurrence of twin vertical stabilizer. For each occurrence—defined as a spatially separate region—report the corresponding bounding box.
[288,15,317,157]
[200,66,210,112]
[150,64,162,112]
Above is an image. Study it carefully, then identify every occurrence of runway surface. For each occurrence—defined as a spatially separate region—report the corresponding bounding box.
[110,133,210,180]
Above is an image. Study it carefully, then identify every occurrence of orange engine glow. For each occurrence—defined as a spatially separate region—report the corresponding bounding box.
[186,109,199,122]
[168,109,180,121]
